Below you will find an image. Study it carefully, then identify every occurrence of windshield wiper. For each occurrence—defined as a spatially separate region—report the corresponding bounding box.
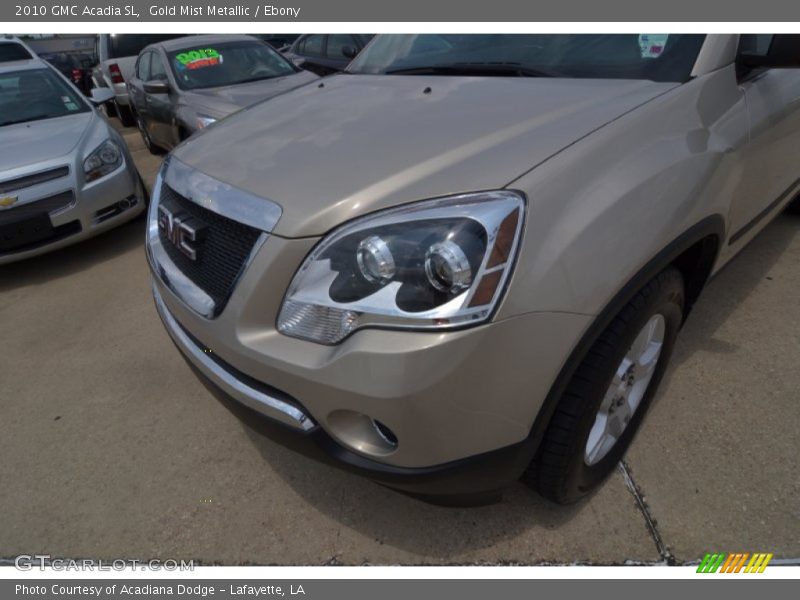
[385,63,561,78]
[0,114,53,127]
[237,75,278,84]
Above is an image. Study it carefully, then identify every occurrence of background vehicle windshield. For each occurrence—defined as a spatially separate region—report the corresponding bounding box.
[0,68,90,127]
[348,34,706,82]
[0,43,33,62]
[167,41,297,90]
[108,34,184,59]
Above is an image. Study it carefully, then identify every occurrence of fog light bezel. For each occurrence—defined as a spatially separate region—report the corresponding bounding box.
[327,410,399,457]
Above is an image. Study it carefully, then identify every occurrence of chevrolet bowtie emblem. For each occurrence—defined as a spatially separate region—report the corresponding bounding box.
[0,196,18,208]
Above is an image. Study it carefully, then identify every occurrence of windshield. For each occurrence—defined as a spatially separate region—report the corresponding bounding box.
[0,42,33,62]
[0,68,90,127]
[167,41,297,90]
[108,34,184,59]
[348,34,706,82]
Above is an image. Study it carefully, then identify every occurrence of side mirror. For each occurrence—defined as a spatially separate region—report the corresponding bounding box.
[89,87,114,104]
[341,45,358,59]
[739,35,800,69]
[144,80,170,94]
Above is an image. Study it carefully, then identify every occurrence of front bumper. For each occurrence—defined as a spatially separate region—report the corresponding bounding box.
[152,252,591,496]
[152,259,590,470]
[146,159,592,494]
[154,284,538,500]
[0,159,145,264]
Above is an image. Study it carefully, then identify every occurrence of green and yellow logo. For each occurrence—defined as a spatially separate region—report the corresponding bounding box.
[697,552,773,573]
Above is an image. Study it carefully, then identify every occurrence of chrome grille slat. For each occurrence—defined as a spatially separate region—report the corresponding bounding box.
[0,166,70,195]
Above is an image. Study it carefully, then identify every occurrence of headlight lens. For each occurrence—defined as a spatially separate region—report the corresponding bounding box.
[83,139,122,182]
[277,191,525,344]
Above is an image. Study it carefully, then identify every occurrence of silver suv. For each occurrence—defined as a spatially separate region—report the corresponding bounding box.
[147,34,800,504]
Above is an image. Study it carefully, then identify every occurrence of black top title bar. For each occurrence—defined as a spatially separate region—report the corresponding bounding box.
[3,0,800,22]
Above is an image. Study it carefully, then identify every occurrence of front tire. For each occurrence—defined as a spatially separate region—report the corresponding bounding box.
[527,267,684,504]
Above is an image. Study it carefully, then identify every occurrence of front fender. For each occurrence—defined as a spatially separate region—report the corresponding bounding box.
[499,66,744,321]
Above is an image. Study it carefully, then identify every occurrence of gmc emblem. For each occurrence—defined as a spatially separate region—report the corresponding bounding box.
[158,205,206,261]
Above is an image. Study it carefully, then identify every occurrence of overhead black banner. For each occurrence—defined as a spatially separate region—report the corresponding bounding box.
[3,0,800,22]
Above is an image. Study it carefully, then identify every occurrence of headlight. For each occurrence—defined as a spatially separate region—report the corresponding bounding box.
[277,191,525,344]
[195,114,217,129]
[83,139,122,182]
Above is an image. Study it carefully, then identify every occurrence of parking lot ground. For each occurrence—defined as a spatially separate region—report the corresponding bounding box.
[0,120,798,565]
[626,212,800,561]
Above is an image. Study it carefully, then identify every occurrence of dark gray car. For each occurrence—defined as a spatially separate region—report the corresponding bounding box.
[128,34,318,153]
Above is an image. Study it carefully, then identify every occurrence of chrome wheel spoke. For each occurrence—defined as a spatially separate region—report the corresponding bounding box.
[600,381,620,411]
[615,357,634,383]
[586,412,613,465]
[584,314,666,466]
[615,397,632,428]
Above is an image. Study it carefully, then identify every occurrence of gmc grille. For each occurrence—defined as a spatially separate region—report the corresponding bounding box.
[158,184,262,312]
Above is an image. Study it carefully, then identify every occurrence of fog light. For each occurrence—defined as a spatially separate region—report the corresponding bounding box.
[327,410,398,456]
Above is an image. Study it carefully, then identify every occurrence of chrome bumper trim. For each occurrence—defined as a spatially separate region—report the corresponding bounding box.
[152,283,316,432]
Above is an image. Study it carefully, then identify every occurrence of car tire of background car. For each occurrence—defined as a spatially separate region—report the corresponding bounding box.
[526,267,684,505]
[136,115,165,155]
[115,101,135,127]
[102,99,118,119]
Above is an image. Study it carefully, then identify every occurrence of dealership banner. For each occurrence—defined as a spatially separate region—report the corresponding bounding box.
[4,0,800,22]
[2,579,798,598]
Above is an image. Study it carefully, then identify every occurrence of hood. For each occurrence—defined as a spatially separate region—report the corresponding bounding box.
[0,112,92,172]
[173,75,677,237]
[181,70,318,117]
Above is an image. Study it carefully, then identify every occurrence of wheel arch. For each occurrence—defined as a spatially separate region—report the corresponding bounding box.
[517,214,726,474]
